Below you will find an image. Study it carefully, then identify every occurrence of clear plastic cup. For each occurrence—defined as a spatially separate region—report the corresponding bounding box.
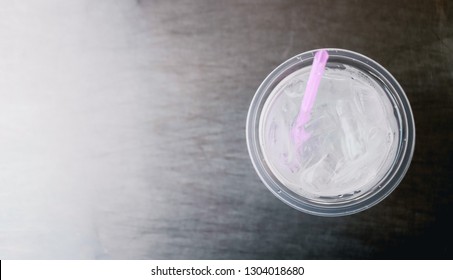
[246,49,415,217]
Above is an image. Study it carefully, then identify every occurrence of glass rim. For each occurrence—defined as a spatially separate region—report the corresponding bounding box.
[246,48,416,217]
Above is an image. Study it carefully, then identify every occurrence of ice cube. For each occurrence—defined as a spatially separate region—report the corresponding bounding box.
[302,153,338,187]
[336,101,365,160]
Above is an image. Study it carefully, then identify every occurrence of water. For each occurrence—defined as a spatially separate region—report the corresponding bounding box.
[259,65,399,198]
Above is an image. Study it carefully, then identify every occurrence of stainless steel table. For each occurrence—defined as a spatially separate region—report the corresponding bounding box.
[0,0,452,259]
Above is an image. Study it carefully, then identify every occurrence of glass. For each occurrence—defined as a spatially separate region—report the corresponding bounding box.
[246,49,415,216]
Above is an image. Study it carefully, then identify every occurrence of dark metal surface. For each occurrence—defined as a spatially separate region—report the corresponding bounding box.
[0,0,452,259]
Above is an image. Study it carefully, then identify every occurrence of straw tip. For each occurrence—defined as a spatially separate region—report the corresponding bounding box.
[314,49,329,64]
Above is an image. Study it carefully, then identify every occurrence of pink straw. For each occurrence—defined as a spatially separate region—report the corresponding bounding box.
[291,49,329,147]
